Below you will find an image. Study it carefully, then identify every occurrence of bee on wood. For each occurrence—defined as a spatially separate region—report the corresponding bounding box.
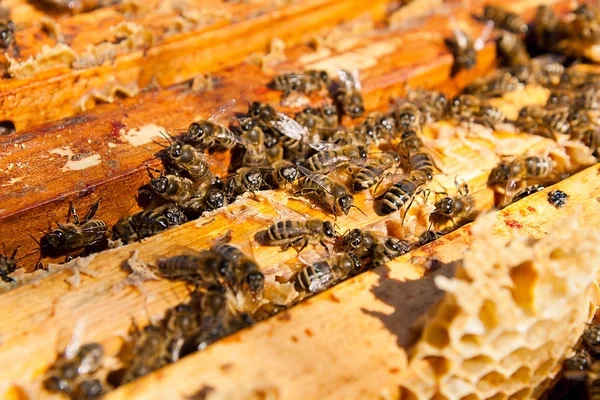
[38,200,108,260]
[182,103,241,150]
[270,70,331,98]
[480,5,528,34]
[399,130,436,180]
[0,244,18,283]
[510,184,545,204]
[248,100,306,142]
[163,303,200,363]
[341,229,413,266]
[202,188,228,212]
[431,179,476,226]
[263,160,300,189]
[371,236,413,267]
[391,102,423,133]
[161,138,223,184]
[334,69,365,118]
[121,323,166,384]
[156,250,234,287]
[342,228,378,259]
[380,170,429,215]
[224,167,264,198]
[418,229,446,246]
[445,24,486,76]
[352,151,401,192]
[44,343,105,397]
[263,218,337,253]
[0,7,18,56]
[112,204,187,244]
[146,169,205,212]
[488,156,555,199]
[296,165,359,216]
[295,253,361,293]
[302,143,367,174]
[210,243,265,296]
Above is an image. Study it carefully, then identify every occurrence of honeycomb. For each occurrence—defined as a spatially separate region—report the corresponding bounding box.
[398,212,600,400]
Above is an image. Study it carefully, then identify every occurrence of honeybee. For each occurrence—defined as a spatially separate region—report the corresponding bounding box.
[296,166,358,216]
[371,236,413,267]
[569,4,600,42]
[418,229,445,246]
[44,343,105,397]
[248,100,306,141]
[431,179,476,226]
[446,94,482,119]
[237,117,268,168]
[38,200,108,260]
[341,229,412,266]
[270,70,330,98]
[405,87,447,124]
[121,323,166,384]
[302,143,367,174]
[112,204,187,244]
[466,70,521,97]
[533,5,558,51]
[380,170,429,215]
[354,112,396,143]
[571,122,600,158]
[161,138,223,183]
[0,244,18,283]
[224,167,264,198]
[295,253,361,293]
[263,217,337,253]
[0,7,18,56]
[399,130,436,180]
[481,5,528,34]
[210,242,264,296]
[263,160,300,189]
[156,250,234,286]
[342,228,378,258]
[352,151,401,192]
[163,303,200,363]
[487,156,554,192]
[391,102,422,133]
[564,348,591,372]
[182,100,241,150]
[334,69,365,118]
[445,26,481,76]
[510,184,545,204]
[584,323,600,356]
[201,188,228,212]
[263,130,285,164]
[147,169,205,211]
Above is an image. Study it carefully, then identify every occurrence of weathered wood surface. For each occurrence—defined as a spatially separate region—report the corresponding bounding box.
[0,4,500,272]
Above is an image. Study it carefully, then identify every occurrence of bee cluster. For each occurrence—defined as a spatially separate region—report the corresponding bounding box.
[36,2,600,398]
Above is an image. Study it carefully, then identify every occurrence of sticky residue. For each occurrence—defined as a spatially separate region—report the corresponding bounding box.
[49,146,74,158]
[61,154,102,171]
[121,124,166,146]
[0,177,23,187]
[306,41,398,74]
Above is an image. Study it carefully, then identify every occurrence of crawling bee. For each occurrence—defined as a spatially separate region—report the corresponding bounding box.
[418,229,446,246]
[248,100,306,142]
[295,253,361,293]
[182,101,240,150]
[224,167,264,198]
[263,218,337,253]
[341,229,412,266]
[371,236,413,267]
[156,250,234,286]
[354,112,396,143]
[163,303,200,363]
[296,166,358,216]
[147,169,205,212]
[571,122,600,158]
[263,160,299,189]
[584,323,600,357]
[446,94,482,119]
[352,151,401,192]
[302,144,366,174]
[0,244,18,283]
[391,102,423,133]
[0,7,17,56]
[342,228,378,258]
[487,156,555,196]
[237,117,268,168]
[405,87,447,124]
[480,5,528,34]
[210,243,264,296]
[270,70,330,98]
[533,5,559,51]
[44,342,105,397]
[161,138,222,183]
[445,27,477,76]
[510,184,545,204]
[202,188,228,212]
[121,323,166,384]
[334,69,365,118]
[39,200,108,260]
[112,204,187,244]
[380,170,429,215]
[466,70,521,97]
[564,348,592,372]
[399,130,435,180]
[431,180,476,226]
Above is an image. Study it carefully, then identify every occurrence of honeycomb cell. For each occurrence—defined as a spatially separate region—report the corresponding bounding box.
[462,355,494,376]
[438,303,461,325]
[532,358,555,379]
[509,261,538,314]
[398,386,419,400]
[507,388,531,400]
[423,356,451,377]
[478,300,498,331]
[477,371,506,395]
[509,366,530,384]
[423,322,450,349]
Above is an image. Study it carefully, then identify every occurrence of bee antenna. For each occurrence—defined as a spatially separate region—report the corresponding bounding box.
[351,205,367,217]
[240,94,251,107]
[159,130,173,144]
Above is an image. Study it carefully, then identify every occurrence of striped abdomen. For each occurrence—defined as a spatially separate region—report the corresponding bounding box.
[523,156,553,178]
[372,238,412,267]
[295,261,333,293]
[265,221,308,244]
[353,162,384,192]
[381,172,427,215]
[303,150,347,173]
[156,255,202,281]
[409,152,434,180]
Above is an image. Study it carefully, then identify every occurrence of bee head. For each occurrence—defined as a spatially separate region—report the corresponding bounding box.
[357,146,368,159]
[0,27,14,48]
[205,189,225,211]
[46,230,66,248]
[320,71,330,84]
[151,176,169,194]
[337,195,354,215]
[279,164,298,184]
[163,206,187,226]
[342,228,363,248]
[239,117,256,132]
[188,122,205,140]
[243,170,263,191]
[435,197,454,215]
[77,379,103,399]
[323,105,337,116]
[166,141,183,158]
[246,270,265,294]
[323,221,336,239]
[43,375,71,393]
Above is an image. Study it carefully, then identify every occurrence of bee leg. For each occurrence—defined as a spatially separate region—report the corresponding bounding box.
[294,238,309,254]
[319,241,331,254]
[401,191,420,226]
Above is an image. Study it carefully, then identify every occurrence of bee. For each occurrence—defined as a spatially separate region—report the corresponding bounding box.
[328,128,371,148]
[481,5,528,34]
[237,117,268,168]
[341,229,413,266]
[248,100,306,142]
[445,27,477,76]
[342,228,378,259]
[446,94,482,120]
[296,166,358,216]
[533,5,558,51]
[0,7,17,56]
[487,156,554,186]
[39,200,108,260]
[224,167,264,198]
[571,122,600,158]
[355,112,396,143]
[163,303,200,363]
[156,250,234,286]
[112,204,187,244]
[147,169,205,211]
[263,160,300,189]
[0,244,18,283]
[73,379,105,399]
[182,100,240,150]
[295,253,361,293]
[371,236,413,267]
[161,138,223,183]
[121,323,166,384]
[510,184,545,203]
[391,102,422,133]
[466,70,521,97]
[44,343,104,397]
[334,69,365,118]
[380,170,429,215]
[302,144,367,174]
[432,180,475,224]
[210,243,265,296]
[352,151,401,192]
[569,4,600,42]
[270,70,330,98]
[405,88,447,124]
[263,218,337,253]
[263,129,284,164]
[564,348,592,372]
[202,188,228,212]
[399,130,436,180]
[418,229,445,246]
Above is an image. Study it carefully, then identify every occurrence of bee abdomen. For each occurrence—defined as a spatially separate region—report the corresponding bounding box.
[409,153,434,180]
[381,186,410,215]
[353,164,380,191]
[295,261,333,293]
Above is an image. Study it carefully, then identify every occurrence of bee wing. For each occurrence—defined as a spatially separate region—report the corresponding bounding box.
[474,21,494,51]
[63,317,87,359]
[196,152,228,176]
[297,164,334,195]
[273,113,306,141]
[308,141,340,152]
[337,69,361,92]
[350,70,362,91]
[208,99,237,125]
